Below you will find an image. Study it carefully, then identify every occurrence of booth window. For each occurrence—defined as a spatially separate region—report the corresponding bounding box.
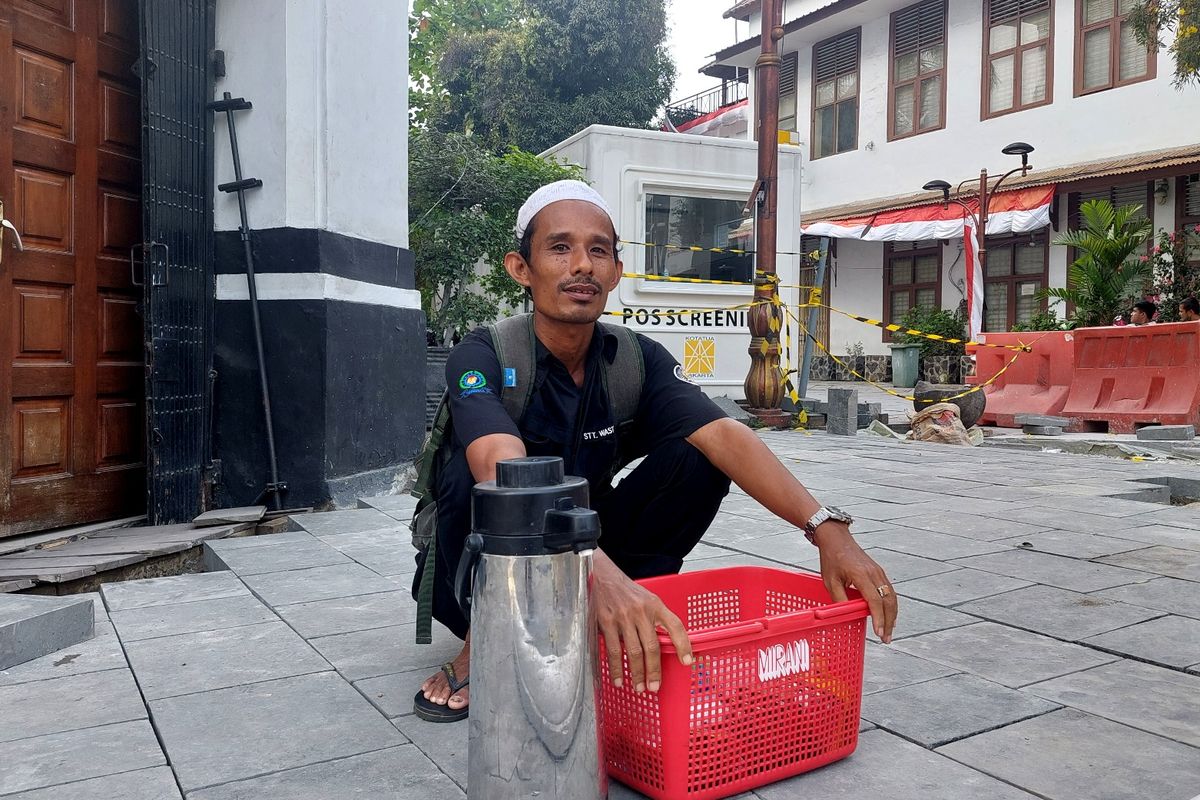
[983,230,1049,331]
[812,29,860,159]
[983,0,1053,117]
[884,240,942,338]
[890,0,947,140]
[1075,0,1154,95]
[645,193,753,283]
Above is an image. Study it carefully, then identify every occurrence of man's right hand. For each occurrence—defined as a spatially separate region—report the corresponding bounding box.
[591,550,693,693]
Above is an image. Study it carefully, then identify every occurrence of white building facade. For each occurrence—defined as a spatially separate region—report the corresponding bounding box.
[696,0,1200,356]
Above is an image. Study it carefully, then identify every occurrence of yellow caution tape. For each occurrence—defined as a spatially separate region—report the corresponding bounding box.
[795,301,1033,353]
[620,240,823,259]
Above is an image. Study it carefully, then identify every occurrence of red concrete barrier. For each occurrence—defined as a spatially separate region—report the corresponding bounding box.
[1061,321,1200,434]
[968,330,1076,427]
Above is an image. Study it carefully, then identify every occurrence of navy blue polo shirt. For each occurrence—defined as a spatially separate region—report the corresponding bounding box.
[443,324,727,492]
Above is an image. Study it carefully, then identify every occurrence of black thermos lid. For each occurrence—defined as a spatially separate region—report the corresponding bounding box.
[471,457,594,556]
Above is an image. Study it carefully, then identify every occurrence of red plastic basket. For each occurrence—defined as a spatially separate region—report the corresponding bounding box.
[599,566,869,799]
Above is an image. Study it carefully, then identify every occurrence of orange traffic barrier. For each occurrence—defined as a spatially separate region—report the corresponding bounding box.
[968,331,1076,428]
[1061,321,1200,434]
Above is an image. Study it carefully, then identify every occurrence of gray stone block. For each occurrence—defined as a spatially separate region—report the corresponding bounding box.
[855,528,1009,560]
[900,511,1048,541]
[951,548,1154,593]
[292,508,399,537]
[862,673,1059,747]
[1082,614,1200,669]
[893,621,1115,688]
[193,505,266,527]
[996,530,1149,560]
[109,593,278,642]
[913,382,986,428]
[204,537,349,576]
[859,548,959,583]
[826,387,859,436]
[937,709,1200,800]
[1013,414,1071,427]
[1022,424,1063,435]
[0,623,128,687]
[123,621,329,700]
[204,530,316,551]
[756,728,1040,799]
[1097,545,1200,581]
[274,590,418,639]
[392,715,468,791]
[865,596,976,642]
[0,720,166,796]
[0,667,147,744]
[241,562,398,607]
[1135,424,1195,441]
[1094,576,1200,619]
[188,746,463,800]
[307,621,461,682]
[1025,659,1200,748]
[149,671,406,792]
[333,541,416,577]
[354,665,441,718]
[100,571,249,612]
[1,767,181,800]
[954,584,1164,641]
[0,595,94,670]
[895,568,1034,607]
[862,642,960,695]
[712,394,753,422]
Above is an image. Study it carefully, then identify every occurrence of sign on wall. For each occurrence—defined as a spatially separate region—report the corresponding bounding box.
[683,336,717,379]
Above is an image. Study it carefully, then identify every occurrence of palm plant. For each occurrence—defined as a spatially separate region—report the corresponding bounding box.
[1042,199,1153,328]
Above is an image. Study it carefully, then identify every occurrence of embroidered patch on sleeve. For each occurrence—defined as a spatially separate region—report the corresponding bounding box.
[458,370,487,391]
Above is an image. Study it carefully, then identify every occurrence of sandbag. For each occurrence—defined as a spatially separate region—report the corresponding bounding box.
[910,402,973,446]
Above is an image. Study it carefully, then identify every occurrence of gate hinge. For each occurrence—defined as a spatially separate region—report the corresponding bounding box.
[211,49,226,78]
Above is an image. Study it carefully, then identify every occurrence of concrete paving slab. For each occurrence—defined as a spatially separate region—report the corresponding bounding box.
[937,709,1200,800]
[308,621,461,682]
[293,509,399,536]
[1096,545,1200,581]
[0,594,94,671]
[0,667,146,744]
[867,597,976,641]
[756,728,1040,799]
[854,528,1010,560]
[193,505,266,527]
[862,642,960,695]
[1028,494,1158,518]
[205,538,350,575]
[892,621,1116,688]
[0,720,166,796]
[0,767,181,800]
[334,542,417,577]
[1081,614,1200,669]
[100,571,249,611]
[861,673,1059,747]
[1092,576,1200,619]
[951,548,1153,592]
[1025,659,1200,748]
[681,552,783,573]
[109,593,278,642]
[837,500,945,522]
[354,665,437,718]
[955,584,1165,641]
[894,511,1048,541]
[124,620,329,700]
[392,715,468,790]
[895,567,1033,606]
[720,533,822,567]
[860,549,959,583]
[317,527,410,552]
[241,563,397,607]
[273,590,417,639]
[702,513,799,544]
[996,529,1151,559]
[203,530,315,550]
[188,745,463,800]
[0,624,128,686]
[1113,524,1200,552]
[358,494,420,520]
[149,671,406,792]
[987,505,1127,535]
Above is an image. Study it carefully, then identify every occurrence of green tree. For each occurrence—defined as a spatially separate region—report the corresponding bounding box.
[422,0,676,153]
[1128,2,1200,88]
[1041,200,1154,328]
[409,129,584,345]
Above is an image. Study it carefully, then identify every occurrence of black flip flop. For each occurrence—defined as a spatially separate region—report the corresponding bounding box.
[413,662,470,722]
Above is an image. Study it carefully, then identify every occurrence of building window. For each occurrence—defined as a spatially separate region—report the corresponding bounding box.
[644,193,753,283]
[779,52,799,131]
[983,230,1049,331]
[1076,0,1154,94]
[812,29,860,159]
[1178,173,1200,266]
[890,0,947,139]
[984,0,1053,117]
[884,241,942,337]
[1067,181,1153,228]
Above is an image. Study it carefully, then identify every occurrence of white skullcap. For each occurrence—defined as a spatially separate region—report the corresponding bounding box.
[515,180,615,240]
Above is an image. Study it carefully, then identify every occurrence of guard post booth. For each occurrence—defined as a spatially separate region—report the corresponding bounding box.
[542,126,805,400]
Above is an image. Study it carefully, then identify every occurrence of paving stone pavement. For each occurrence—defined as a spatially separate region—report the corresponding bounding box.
[2,433,1199,798]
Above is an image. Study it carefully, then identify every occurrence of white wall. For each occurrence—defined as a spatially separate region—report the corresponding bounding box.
[214,0,408,248]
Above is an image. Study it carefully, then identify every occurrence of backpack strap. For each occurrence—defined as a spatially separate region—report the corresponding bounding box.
[599,322,645,425]
[487,314,537,426]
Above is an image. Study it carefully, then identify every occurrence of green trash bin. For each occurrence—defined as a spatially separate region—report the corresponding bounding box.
[888,343,922,388]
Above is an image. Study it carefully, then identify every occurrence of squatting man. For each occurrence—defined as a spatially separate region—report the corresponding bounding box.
[411,180,898,721]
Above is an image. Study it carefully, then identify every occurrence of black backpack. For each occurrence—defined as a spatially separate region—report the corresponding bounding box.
[410,313,645,642]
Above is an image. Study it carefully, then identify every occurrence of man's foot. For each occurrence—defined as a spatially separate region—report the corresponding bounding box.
[413,639,470,722]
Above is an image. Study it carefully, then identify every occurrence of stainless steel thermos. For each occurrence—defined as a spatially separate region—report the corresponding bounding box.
[455,456,607,799]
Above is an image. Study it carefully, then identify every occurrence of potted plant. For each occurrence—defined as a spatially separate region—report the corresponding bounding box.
[891,305,967,386]
[1041,199,1153,327]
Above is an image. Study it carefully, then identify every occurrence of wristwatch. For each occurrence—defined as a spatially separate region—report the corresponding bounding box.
[802,506,854,544]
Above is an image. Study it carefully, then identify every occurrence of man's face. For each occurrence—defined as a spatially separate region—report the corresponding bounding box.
[1131,307,1149,325]
[1181,306,1200,322]
[504,200,621,326]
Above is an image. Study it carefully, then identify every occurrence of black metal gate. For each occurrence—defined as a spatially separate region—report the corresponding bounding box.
[138,0,214,524]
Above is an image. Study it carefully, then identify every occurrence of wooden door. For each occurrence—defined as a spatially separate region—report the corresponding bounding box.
[0,0,145,538]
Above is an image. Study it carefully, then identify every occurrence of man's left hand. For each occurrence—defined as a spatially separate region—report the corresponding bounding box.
[813,523,898,643]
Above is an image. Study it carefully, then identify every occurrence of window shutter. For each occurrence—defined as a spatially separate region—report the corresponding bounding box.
[1181,174,1200,220]
[989,0,1049,24]
[894,0,946,57]
[780,52,798,97]
[814,31,859,82]
[1069,182,1151,229]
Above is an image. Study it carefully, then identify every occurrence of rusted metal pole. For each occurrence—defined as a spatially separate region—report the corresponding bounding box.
[977,168,990,274]
[744,0,789,425]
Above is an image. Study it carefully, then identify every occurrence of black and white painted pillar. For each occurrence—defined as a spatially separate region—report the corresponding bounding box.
[211,0,424,508]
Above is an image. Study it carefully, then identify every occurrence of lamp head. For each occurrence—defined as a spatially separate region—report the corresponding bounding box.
[923,180,952,204]
[1002,141,1034,170]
